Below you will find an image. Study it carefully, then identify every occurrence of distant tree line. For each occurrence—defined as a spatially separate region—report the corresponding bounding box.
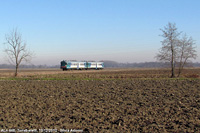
[0,61,199,69]
[0,64,59,69]
[102,61,200,68]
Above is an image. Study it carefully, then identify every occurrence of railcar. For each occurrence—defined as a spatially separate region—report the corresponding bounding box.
[60,60,104,71]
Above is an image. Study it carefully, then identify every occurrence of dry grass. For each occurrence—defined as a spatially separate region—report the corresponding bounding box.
[0,68,199,79]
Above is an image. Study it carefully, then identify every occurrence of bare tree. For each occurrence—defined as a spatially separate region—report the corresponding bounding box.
[156,22,181,78]
[4,28,33,76]
[177,34,197,77]
[156,23,197,78]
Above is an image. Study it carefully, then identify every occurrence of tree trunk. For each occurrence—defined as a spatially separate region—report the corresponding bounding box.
[177,64,184,77]
[171,64,175,78]
[171,47,175,78]
[178,59,187,77]
[15,65,18,77]
[177,68,181,77]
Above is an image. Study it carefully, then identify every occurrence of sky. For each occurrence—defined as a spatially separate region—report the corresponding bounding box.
[0,0,200,65]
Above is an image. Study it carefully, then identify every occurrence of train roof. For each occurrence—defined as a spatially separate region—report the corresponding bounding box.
[62,60,103,63]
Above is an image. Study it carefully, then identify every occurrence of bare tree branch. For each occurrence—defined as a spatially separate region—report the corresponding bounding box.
[156,23,197,78]
[177,34,197,77]
[4,28,33,77]
[156,22,181,78]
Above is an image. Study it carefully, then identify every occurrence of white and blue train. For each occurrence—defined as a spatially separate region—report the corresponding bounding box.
[60,60,104,71]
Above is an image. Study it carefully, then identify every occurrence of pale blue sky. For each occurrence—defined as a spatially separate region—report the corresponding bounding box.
[0,0,199,65]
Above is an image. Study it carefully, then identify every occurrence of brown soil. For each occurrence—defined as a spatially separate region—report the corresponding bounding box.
[0,68,200,132]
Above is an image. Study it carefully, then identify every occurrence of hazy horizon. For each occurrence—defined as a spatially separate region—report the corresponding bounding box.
[0,0,200,65]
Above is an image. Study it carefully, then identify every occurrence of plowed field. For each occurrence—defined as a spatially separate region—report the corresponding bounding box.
[0,68,200,132]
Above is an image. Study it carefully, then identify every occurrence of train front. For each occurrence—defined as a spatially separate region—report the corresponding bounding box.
[60,60,67,70]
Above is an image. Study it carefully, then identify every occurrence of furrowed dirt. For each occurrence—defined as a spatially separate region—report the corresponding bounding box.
[0,68,200,132]
[0,78,200,132]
